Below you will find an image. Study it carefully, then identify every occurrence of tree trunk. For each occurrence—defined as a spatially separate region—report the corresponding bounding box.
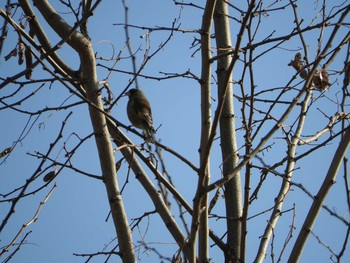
[214,1,242,262]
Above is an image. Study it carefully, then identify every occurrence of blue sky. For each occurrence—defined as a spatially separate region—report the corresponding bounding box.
[1,0,350,262]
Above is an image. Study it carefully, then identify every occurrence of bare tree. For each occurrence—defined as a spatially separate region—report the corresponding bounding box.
[1,0,350,262]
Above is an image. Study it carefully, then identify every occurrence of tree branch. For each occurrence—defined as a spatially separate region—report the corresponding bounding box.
[32,1,136,261]
[288,127,350,262]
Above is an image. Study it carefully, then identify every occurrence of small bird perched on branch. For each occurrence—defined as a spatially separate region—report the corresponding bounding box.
[125,88,156,142]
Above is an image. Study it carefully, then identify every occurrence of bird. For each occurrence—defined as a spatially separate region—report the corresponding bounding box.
[125,88,156,141]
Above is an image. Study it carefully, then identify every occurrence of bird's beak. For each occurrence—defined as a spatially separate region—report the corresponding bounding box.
[124,91,130,97]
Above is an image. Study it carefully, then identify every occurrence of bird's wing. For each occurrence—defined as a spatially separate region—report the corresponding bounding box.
[143,112,153,126]
[133,101,153,127]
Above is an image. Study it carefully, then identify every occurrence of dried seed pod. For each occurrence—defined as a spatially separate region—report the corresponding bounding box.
[0,147,13,158]
[312,69,331,90]
[4,47,17,61]
[115,158,124,172]
[43,169,58,182]
[319,69,331,90]
[29,23,36,38]
[343,63,350,87]
[208,188,221,214]
[25,45,33,79]
[6,5,11,16]
[19,21,25,30]
[18,40,25,65]
[299,69,309,80]
[288,53,303,71]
